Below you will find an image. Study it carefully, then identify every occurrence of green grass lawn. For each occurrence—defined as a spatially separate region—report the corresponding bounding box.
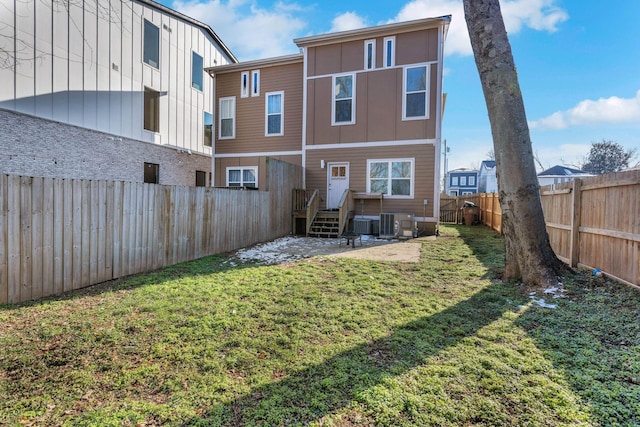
[1,225,639,426]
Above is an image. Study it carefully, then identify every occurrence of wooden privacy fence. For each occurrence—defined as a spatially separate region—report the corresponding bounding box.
[439,193,502,233]
[0,158,302,304]
[440,169,640,287]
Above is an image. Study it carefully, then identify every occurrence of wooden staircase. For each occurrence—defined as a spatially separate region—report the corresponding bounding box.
[308,210,340,238]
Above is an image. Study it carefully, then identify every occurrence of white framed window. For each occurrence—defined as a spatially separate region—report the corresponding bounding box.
[192,51,203,91]
[460,176,467,186]
[226,167,257,188]
[251,70,260,96]
[469,176,476,186]
[265,91,284,136]
[143,20,159,69]
[240,71,249,98]
[451,176,459,186]
[383,36,395,68]
[403,65,429,120]
[219,96,235,139]
[364,39,376,70]
[332,74,355,125]
[367,159,414,198]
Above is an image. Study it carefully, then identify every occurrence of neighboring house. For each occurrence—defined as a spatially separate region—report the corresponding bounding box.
[538,165,593,187]
[0,0,236,185]
[478,160,497,193]
[446,168,478,196]
[208,54,304,189]
[209,16,451,235]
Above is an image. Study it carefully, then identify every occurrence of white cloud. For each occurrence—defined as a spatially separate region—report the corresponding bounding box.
[393,0,568,56]
[529,90,640,130]
[330,12,368,32]
[171,0,306,60]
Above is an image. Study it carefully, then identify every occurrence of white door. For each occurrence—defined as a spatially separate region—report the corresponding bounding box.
[327,162,349,209]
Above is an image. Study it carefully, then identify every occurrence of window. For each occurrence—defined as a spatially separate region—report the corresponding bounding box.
[204,112,213,147]
[332,74,355,125]
[383,36,395,68]
[144,162,159,184]
[192,52,203,91]
[265,91,284,136]
[143,87,160,133]
[219,97,235,139]
[460,176,467,186]
[143,20,159,68]
[367,159,414,198]
[469,176,476,186]
[364,39,376,70]
[451,176,459,186]
[240,71,249,98]
[195,170,206,187]
[251,70,260,96]
[403,65,428,119]
[227,167,257,188]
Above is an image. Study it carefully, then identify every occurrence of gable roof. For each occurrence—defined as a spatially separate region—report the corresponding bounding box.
[136,0,237,63]
[294,15,451,48]
[538,165,590,177]
[480,160,496,169]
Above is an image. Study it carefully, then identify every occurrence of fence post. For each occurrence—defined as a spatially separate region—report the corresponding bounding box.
[569,179,582,267]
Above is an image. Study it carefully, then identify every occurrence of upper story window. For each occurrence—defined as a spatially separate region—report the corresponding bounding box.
[204,112,213,147]
[364,39,376,70]
[383,36,395,68]
[143,20,159,69]
[240,71,249,98]
[192,52,203,91]
[367,159,414,198]
[143,87,159,133]
[460,176,468,186]
[469,176,476,186]
[451,176,459,186]
[219,97,236,139]
[265,91,284,136]
[403,65,428,120]
[251,70,260,96]
[332,74,355,125]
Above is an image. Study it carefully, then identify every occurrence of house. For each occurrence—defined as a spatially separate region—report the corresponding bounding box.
[445,168,478,196]
[209,16,451,235]
[0,0,236,186]
[478,160,497,193]
[538,165,593,187]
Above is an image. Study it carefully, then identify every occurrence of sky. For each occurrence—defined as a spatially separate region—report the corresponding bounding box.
[161,0,640,172]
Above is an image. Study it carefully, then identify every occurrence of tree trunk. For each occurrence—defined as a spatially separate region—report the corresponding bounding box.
[462,0,568,286]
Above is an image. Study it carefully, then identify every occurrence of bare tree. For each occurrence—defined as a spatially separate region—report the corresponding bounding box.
[486,148,495,160]
[462,0,568,286]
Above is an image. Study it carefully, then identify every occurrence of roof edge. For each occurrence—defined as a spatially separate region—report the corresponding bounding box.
[294,15,451,47]
[206,53,304,75]
[135,0,238,63]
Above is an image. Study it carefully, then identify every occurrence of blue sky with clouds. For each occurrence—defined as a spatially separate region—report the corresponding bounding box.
[162,0,640,171]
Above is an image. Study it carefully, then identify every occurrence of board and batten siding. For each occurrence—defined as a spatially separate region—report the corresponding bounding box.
[0,0,232,155]
[0,158,303,304]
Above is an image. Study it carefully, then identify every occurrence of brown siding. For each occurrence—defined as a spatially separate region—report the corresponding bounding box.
[396,28,439,65]
[304,144,436,218]
[215,62,303,155]
[214,155,301,188]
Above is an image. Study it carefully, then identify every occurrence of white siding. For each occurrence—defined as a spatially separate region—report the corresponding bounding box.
[0,0,234,154]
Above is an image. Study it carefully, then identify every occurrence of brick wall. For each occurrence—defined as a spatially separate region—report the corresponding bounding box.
[0,109,211,186]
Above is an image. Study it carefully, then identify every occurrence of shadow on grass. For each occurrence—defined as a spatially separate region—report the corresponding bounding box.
[188,282,516,425]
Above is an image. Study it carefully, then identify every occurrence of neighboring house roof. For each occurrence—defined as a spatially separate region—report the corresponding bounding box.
[293,15,451,47]
[206,53,303,75]
[538,165,590,177]
[480,160,496,169]
[449,168,478,174]
[136,0,237,63]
